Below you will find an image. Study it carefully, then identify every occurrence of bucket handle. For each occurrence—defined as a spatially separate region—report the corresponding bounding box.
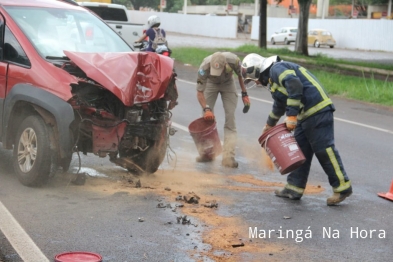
[263,134,271,151]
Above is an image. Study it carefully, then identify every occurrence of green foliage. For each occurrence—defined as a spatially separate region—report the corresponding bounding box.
[171,46,393,107]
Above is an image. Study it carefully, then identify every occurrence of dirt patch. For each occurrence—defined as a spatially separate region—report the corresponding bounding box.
[65,165,322,261]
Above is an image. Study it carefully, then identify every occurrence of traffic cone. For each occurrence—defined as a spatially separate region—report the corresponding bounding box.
[377,180,393,201]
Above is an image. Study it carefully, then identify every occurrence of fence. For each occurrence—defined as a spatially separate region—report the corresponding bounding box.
[128,11,393,52]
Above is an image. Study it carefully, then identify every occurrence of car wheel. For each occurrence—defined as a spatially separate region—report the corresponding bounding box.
[271,38,275,45]
[330,45,334,48]
[314,41,320,48]
[13,115,53,187]
[284,38,289,45]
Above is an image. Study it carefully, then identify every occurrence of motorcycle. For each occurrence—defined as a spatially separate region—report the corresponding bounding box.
[133,40,172,57]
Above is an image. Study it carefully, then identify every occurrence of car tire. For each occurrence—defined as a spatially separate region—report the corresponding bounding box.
[13,115,53,187]
[330,45,334,48]
[271,38,275,45]
[314,41,320,48]
[284,38,289,45]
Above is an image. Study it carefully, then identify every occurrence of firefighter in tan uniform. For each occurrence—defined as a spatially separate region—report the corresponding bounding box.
[196,52,250,168]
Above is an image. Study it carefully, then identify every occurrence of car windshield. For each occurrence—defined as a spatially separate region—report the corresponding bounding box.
[5,6,132,58]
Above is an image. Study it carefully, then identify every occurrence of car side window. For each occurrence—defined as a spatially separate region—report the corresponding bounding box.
[3,25,31,67]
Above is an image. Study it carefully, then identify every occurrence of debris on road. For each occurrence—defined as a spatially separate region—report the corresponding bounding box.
[138,217,144,222]
[72,172,86,185]
[203,200,218,208]
[231,242,245,248]
[177,215,191,225]
[183,192,200,204]
[283,216,291,219]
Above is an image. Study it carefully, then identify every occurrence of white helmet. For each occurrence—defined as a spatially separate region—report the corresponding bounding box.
[147,15,160,28]
[241,54,281,82]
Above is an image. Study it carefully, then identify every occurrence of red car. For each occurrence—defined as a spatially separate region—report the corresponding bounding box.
[0,0,178,186]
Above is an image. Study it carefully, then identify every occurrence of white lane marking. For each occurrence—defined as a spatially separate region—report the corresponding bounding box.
[177,77,393,135]
[171,122,189,133]
[334,117,393,135]
[0,201,49,262]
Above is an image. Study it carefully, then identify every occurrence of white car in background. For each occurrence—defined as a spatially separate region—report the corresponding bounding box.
[270,27,297,45]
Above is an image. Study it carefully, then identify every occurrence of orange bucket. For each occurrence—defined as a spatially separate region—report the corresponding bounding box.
[259,123,306,175]
[188,118,222,160]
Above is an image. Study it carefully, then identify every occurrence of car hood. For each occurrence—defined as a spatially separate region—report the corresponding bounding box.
[64,51,174,106]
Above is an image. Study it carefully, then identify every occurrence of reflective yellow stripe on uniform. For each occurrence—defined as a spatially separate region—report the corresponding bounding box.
[297,99,332,121]
[287,98,301,107]
[285,184,305,194]
[278,69,296,87]
[326,147,351,192]
[269,111,280,121]
[299,67,329,100]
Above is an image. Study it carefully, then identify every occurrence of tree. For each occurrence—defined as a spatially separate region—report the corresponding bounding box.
[259,0,268,48]
[294,0,312,55]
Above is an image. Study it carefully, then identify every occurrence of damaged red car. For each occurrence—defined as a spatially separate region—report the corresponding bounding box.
[0,0,178,186]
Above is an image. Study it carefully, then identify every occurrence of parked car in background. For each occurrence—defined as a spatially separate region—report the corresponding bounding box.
[79,2,144,45]
[308,29,336,48]
[270,27,297,45]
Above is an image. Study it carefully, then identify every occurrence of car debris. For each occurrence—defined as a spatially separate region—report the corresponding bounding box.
[177,215,190,225]
[72,172,87,186]
[283,216,291,219]
[231,242,245,248]
[183,193,200,204]
[203,200,218,208]
[138,217,144,222]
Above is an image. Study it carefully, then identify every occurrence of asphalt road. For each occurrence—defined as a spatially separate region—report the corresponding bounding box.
[1,36,393,261]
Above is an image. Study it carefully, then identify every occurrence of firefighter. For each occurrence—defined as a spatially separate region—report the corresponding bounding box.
[196,52,250,168]
[241,53,352,205]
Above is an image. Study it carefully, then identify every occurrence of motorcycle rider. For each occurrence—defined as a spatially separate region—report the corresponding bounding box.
[196,52,250,168]
[135,15,168,53]
[241,53,352,205]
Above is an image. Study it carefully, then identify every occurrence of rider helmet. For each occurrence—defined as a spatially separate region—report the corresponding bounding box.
[147,15,161,28]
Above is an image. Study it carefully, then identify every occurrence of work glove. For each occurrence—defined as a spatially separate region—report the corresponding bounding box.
[285,116,297,131]
[203,108,215,121]
[242,91,250,113]
[258,124,273,144]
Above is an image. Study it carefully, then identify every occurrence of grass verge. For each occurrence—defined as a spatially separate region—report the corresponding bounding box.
[171,46,393,108]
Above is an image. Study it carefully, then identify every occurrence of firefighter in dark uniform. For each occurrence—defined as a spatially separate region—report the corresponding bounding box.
[241,53,352,206]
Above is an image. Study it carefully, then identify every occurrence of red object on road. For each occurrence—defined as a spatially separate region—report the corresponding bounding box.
[54,251,102,262]
[259,123,306,175]
[188,117,222,160]
[378,180,393,201]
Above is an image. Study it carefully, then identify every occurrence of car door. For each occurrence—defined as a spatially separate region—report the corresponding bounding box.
[308,30,317,45]
[278,28,286,42]
[0,15,6,133]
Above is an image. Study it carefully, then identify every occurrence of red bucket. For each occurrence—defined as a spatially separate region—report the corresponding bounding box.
[188,118,222,160]
[259,123,306,175]
[54,251,102,262]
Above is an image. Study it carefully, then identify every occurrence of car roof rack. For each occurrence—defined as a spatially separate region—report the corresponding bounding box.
[58,0,79,6]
